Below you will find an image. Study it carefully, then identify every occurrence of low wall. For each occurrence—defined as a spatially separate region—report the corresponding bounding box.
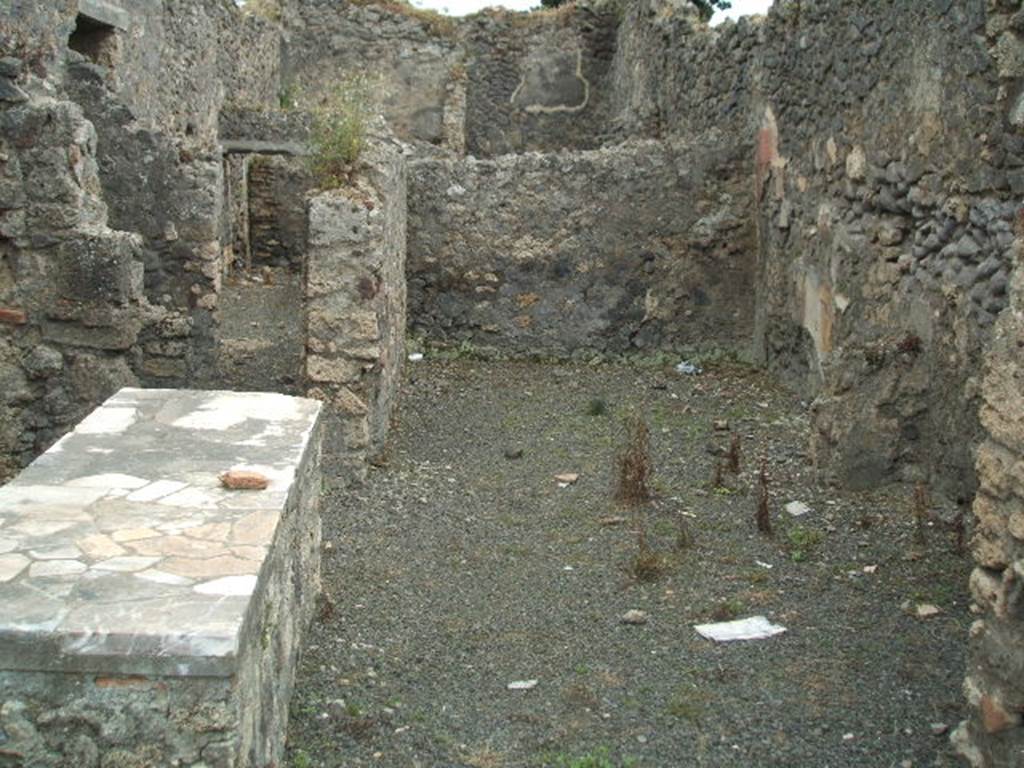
[305,132,407,479]
[407,140,755,358]
[0,387,323,768]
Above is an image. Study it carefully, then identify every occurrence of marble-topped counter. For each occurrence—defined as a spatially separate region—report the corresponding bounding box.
[0,387,322,677]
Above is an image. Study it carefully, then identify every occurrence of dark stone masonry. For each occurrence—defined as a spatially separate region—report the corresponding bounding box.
[0,0,1023,763]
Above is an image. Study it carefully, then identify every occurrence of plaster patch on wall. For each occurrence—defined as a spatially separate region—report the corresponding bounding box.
[510,49,590,114]
[800,269,834,373]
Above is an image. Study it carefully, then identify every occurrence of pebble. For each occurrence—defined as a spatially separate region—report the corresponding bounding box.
[326,699,348,719]
[621,609,649,625]
[507,679,538,691]
[916,603,942,619]
[931,722,949,736]
[504,446,524,460]
[785,500,812,517]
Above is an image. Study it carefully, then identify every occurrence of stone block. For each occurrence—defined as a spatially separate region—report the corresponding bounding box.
[56,232,142,306]
[0,388,323,767]
[306,355,361,384]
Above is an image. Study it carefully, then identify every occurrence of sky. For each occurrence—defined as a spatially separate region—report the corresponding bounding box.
[410,0,773,23]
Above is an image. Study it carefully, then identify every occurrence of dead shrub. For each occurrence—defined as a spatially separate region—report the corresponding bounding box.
[726,433,741,474]
[614,414,651,506]
[755,459,772,536]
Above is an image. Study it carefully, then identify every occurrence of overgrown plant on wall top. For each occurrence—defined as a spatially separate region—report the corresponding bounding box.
[539,0,731,19]
[308,74,376,189]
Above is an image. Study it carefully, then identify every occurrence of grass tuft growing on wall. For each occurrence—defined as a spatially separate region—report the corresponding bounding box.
[308,74,375,189]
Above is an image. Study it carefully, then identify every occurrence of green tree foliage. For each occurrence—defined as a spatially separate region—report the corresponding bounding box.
[693,0,731,21]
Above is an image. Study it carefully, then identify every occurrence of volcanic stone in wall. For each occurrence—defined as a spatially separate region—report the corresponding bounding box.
[248,155,312,272]
[407,140,755,357]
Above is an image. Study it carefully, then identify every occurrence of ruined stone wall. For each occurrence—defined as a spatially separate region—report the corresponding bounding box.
[955,245,1024,767]
[0,0,283,480]
[281,0,624,156]
[749,0,1014,499]
[461,4,620,156]
[283,0,462,147]
[408,139,754,357]
[603,0,1019,498]
[247,155,312,271]
[0,61,145,480]
[306,130,407,481]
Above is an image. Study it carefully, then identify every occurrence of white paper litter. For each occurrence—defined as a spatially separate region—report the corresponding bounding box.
[785,501,812,517]
[506,679,538,691]
[694,615,787,642]
[675,360,702,375]
[408,352,424,362]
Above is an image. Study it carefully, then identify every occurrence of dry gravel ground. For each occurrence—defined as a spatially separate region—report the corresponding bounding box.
[285,359,971,768]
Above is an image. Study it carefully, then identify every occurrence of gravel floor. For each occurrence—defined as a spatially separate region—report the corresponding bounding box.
[215,268,304,394]
[285,359,971,768]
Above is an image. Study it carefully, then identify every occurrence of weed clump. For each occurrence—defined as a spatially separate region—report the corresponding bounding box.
[614,414,671,582]
[786,525,823,562]
[309,74,375,188]
[614,415,651,506]
[726,433,741,474]
[711,458,725,490]
[586,397,608,416]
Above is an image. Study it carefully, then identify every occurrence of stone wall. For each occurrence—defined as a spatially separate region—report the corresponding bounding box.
[248,154,312,271]
[461,4,620,156]
[0,0,285,482]
[0,73,144,480]
[282,0,462,147]
[597,0,1020,499]
[955,244,1024,766]
[408,139,754,357]
[281,0,623,156]
[306,130,407,480]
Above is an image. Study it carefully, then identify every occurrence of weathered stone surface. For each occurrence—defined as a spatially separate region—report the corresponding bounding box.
[0,388,323,768]
[305,131,406,480]
[408,141,755,357]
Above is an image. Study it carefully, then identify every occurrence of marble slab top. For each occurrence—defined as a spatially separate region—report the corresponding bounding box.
[0,388,321,677]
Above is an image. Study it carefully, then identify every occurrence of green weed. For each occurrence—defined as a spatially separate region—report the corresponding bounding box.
[309,74,375,188]
[786,525,824,562]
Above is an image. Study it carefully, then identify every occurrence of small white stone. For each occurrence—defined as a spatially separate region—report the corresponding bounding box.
[28,545,82,561]
[621,610,649,625]
[66,473,149,490]
[506,679,538,691]
[75,407,138,435]
[12,520,73,537]
[193,574,258,596]
[135,569,193,586]
[0,537,20,555]
[785,501,812,517]
[92,556,160,573]
[158,487,221,509]
[0,553,30,582]
[126,480,189,503]
[29,559,86,578]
